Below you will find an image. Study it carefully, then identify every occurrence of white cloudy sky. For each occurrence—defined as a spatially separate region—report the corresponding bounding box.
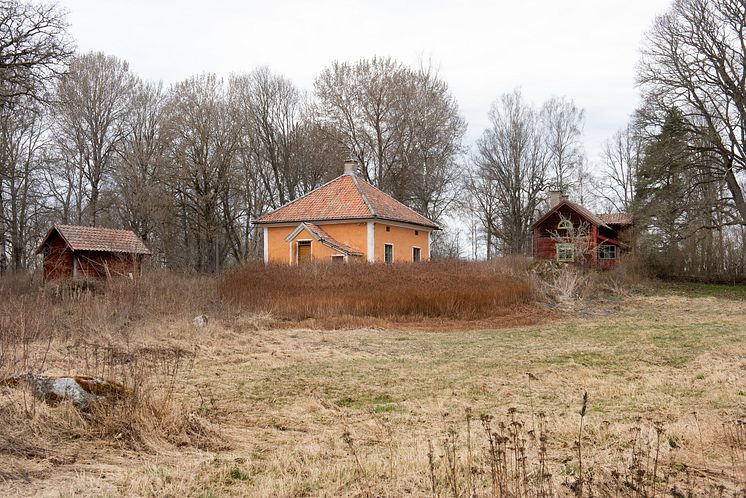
[57,0,671,163]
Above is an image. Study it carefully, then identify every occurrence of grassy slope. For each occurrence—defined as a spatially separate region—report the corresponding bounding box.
[7,289,746,497]
[660,281,746,301]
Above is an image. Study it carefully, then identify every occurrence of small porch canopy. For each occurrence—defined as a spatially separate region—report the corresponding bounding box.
[284,222,363,257]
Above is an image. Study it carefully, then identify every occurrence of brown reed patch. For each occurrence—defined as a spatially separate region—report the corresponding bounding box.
[217,260,539,324]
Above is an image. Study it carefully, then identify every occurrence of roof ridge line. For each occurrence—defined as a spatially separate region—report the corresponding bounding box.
[254,175,348,223]
[350,174,376,218]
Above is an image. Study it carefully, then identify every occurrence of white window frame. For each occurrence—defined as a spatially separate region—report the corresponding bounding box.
[556,243,574,262]
[557,219,573,230]
[296,239,312,264]
[384,243,394,264]
[330,254,345,263]
[412,246,421,262]
[599,244,617,260]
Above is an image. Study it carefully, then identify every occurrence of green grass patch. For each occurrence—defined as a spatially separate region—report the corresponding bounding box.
[661,282,746,300]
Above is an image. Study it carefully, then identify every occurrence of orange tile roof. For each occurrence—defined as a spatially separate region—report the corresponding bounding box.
[36,225,151,255]
[254,174,439,229]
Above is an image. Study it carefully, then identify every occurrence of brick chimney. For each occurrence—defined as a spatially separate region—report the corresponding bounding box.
[549,190,567,207]
[343,158,359,175]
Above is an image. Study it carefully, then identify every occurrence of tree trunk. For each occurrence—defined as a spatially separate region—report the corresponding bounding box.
[724,167,746,225]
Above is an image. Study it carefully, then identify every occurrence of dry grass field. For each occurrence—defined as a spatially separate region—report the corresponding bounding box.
[0,264,745,497]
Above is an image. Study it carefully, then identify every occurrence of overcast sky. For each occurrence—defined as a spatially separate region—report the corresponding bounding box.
[57,0,671,164]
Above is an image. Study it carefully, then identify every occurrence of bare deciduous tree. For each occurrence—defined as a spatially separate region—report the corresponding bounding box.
[314,57,403,188]
[163,73,238,272]
[465,167,502,259]
[542,97,584,195]
[399,64,466,223]
[0,100,48,270]
[230,67,305,207]
[472,90,548,255]
[0,0,72,107]
[314,57,465,224]
[114,80,167,243]
[638,0,746,224]
[596,124,643,213]
[52,52,137,226]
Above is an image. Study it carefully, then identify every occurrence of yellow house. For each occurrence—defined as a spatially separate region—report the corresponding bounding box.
[254,160,439,264]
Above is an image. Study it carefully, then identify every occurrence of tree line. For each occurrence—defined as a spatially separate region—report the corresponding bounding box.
[0,0,744,280]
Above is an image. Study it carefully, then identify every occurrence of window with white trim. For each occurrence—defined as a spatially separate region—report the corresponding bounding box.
[331,254,345,263]
[599,245,617,260]
[384,244,393,263]
[556,243,574,262]
[412,247,421,262]
[557,219,573,231]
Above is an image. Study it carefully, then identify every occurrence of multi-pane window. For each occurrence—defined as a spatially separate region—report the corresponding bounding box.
[556,243,574,262]
[384,244,393,263]
[412,247,421,262]
[599,245,617,260]
[557,219,573,231]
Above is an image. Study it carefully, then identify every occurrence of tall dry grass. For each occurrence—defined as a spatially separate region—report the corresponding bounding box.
[218,260,538,322]
[0,272,223,481]
[332,405,746,498]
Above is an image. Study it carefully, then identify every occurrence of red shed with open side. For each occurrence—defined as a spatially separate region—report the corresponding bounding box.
[35,225,151,281]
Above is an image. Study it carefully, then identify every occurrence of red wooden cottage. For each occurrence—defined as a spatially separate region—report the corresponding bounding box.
[36,225,151,281]
[532,193,632,269]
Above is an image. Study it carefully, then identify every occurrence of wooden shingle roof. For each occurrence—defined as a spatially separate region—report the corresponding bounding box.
[254,174,439,229]
[36,225,151,255]
[598,213,633,226]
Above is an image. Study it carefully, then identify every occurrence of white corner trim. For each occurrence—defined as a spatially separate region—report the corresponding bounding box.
[428,231,432,260]
[367,222,375,263]
[263,227,269,264]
